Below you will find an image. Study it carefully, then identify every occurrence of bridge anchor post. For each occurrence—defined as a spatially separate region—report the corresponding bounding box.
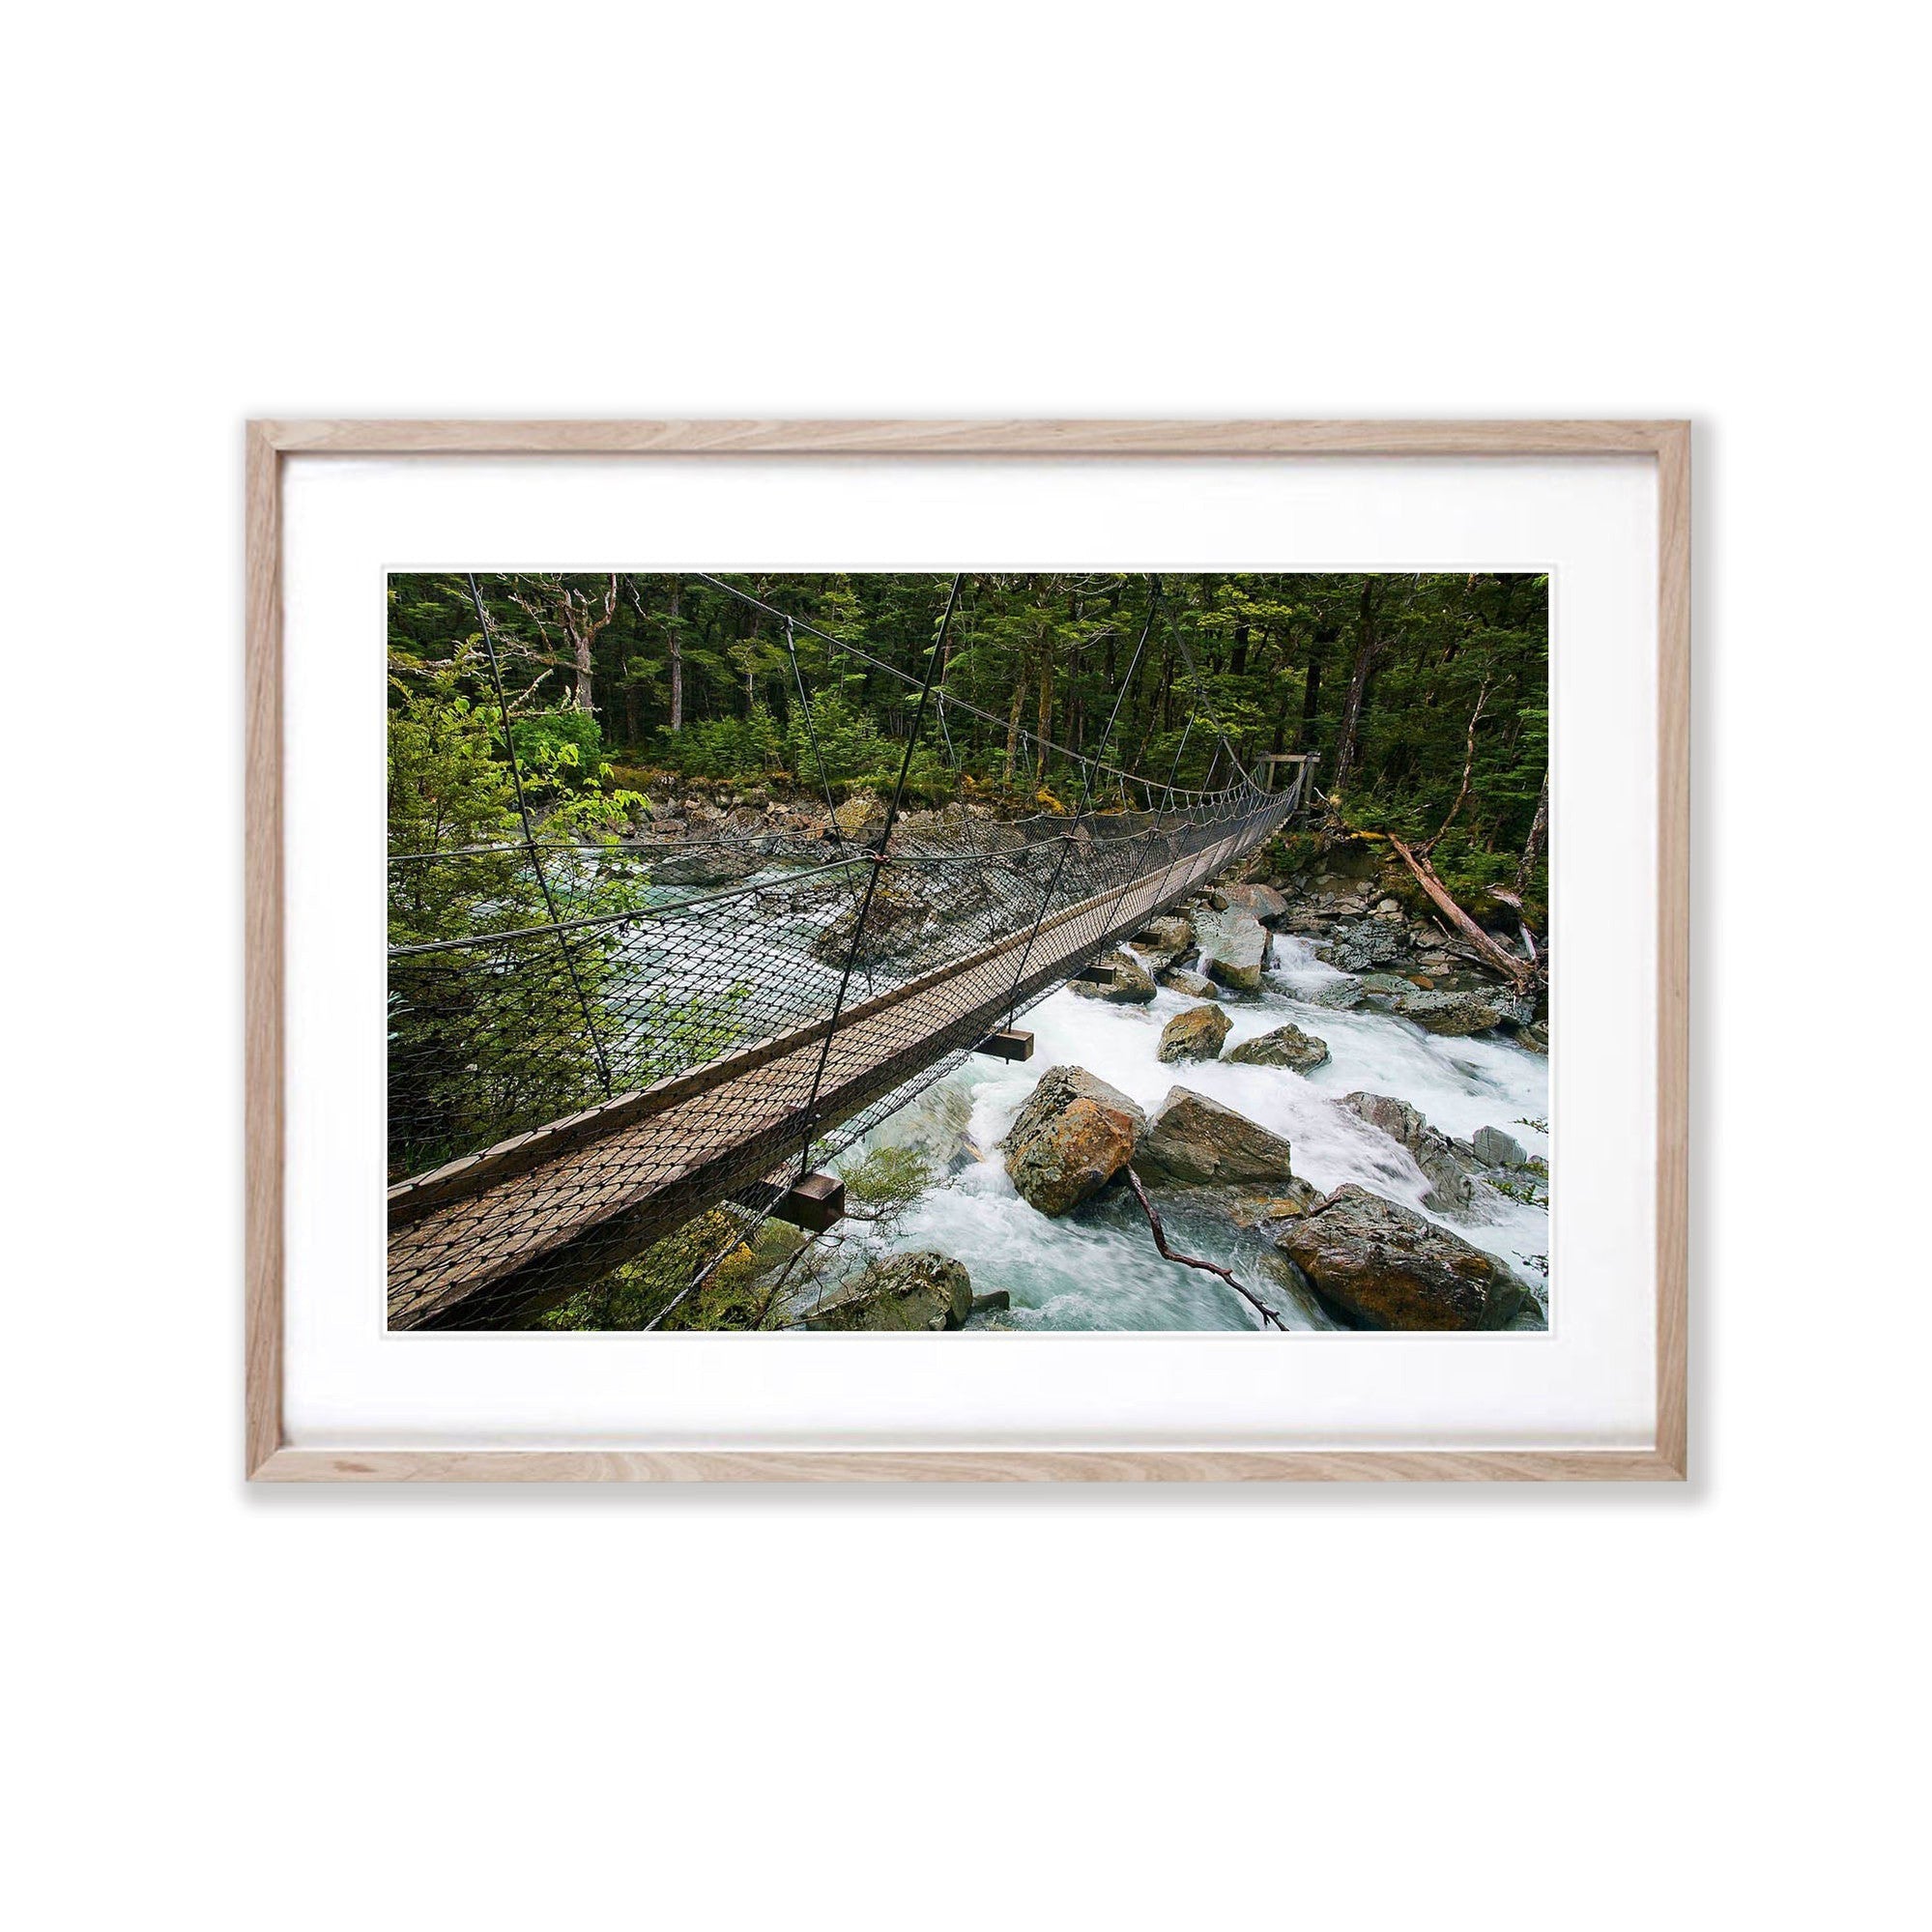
[775,1171,846,1233]
[973,1028,1035,1062]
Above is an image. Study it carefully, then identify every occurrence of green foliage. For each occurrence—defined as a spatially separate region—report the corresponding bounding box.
[386,692,614,1176]
[389,570,1548,885]
[1258,829,1322,879]
[509,706,602,783]
[659,705,785,778]
[840,1145,937,1218]
[537,1211,805,1331]
[784,690,894,787]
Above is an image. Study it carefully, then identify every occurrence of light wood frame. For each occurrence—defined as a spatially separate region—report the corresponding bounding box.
[246,418,1689,1483]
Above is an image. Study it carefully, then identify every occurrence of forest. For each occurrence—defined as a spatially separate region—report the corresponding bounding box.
[387,571,1549,907]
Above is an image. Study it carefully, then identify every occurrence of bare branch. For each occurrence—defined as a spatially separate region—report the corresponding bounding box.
[1420,674,1490,854]
[1123,1167,1288,1330]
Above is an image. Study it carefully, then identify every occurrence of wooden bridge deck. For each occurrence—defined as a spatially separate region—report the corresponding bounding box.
[387,808,1283,1328]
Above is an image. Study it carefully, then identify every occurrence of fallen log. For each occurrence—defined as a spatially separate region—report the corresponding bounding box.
[1389,836,1536,992]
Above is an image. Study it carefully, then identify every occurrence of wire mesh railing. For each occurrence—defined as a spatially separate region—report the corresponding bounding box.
[386,574,1302,1331]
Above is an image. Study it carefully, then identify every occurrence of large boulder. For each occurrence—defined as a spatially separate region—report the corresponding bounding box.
[830,789,887,845]
[810,885,934,967]
[804,1251,973,1331]
[1267,1185,1528,1330]
[649,844,764,888]
[1227,1022,1330,1072]
[1135,1086,1298,1188]
[1473,1124,1530,1169]
[1168,1178,1326,1226]
[1129,913,1194,967]
[867,1081,977,1170]
[1160,967,1219,1000]
[1196,908,1271,992]
[1158,1003,1231,1064]
[1003,1066,1146,1216]
[1296,974,1364,1011]
[1340,1090,1479,1218]
[1316,921,1409,973]
[1210,882,1289,922]
[924,865,994,926]
[1070,947,1158,1004]
[1385,988,1509,1036]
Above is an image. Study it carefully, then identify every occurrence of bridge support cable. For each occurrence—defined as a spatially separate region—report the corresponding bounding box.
[464,571,614,1099]
[685,572,1232,813]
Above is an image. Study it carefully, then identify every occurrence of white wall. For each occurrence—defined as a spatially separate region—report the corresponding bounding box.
[7,6,1923,1929]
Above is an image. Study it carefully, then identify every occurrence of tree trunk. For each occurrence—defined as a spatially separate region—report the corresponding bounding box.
[1329,583,1378,797]
[1299,629,1326,751]
[1004,678,1027,783]
[1515,767,1550,893]
[559,574,619,715]
[666,579,683,733]
[1035,639,1053,783]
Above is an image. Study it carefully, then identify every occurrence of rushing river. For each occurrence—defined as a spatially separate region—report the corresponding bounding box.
[844,934,1550,1331]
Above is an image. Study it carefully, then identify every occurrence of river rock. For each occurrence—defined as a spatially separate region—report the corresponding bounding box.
[1135,1086,1298,1188]
[1071,947,1158,1003]
[868,1081,977,1169]
[1391,988,1509,1035]
[1318,921,1408,972]
[1196,908,1271,992]
[1226,1022,1330,1072]
[649,844,764,888]
[1268,1185,1528,1330]
[830,789,887,844]
[1210,882,1289,922]
[1003,1066,1146,1215]
[1297,974,1364,1010]
[804,1251,973,1331]
[1473,1124,1530,1169]
[1158,1003,1231,1064]
[1131,914,1194,958]
[1170,1178,1326,1226]
[810,884,934,967]
[1160,968,1219,999]
[1340,1091,1479,1217]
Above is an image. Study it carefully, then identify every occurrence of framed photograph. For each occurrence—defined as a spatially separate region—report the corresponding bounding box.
[246,419,1687,1481]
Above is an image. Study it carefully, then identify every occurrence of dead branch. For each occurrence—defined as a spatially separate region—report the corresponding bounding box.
[1123,1167,1288,1331]
[1487,886,1539,964]
[1420,675,1490,855]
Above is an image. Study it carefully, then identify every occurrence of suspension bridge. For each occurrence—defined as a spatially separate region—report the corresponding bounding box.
[386,574,1312,1329]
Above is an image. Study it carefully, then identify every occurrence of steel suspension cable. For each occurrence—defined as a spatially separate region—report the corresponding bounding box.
[686,572,1228,804]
